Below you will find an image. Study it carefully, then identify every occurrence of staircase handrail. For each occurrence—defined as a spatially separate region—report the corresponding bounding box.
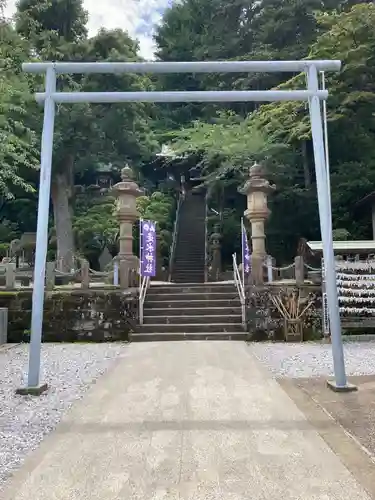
[233,253,246,327]
[168,192,183,281]
[139,275,150,325]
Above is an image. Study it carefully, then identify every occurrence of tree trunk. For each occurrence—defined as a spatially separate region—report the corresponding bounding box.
[302,140,311,188]
[51,159,75,271]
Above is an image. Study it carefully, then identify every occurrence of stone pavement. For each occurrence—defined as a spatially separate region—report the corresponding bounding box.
[2,342,374,500]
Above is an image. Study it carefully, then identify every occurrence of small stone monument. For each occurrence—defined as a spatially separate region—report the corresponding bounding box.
[112,164,143,286]
[240,161,276,284]
[210,224,222,281]
[99,246,112,271]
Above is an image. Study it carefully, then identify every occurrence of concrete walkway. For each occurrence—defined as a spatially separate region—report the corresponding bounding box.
[3,342,373,500]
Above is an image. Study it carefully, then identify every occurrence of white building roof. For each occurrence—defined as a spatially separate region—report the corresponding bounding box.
[307,240,375,252]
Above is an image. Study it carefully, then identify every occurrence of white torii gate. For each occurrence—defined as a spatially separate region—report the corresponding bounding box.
[20,59,355,394]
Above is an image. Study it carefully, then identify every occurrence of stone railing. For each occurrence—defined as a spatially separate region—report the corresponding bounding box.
[0,260,139,290]
[261,255,319,285]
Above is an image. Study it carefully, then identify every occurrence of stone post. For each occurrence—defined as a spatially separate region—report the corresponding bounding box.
[239,162,275,285]
[210,224,222,281]
[5,263,16,289]
[45,262,56,290]
[80,260,90,289]
[112,164,143,288]
[294,256,304,286]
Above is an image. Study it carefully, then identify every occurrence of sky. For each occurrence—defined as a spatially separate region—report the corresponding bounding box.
[4,0,173,59]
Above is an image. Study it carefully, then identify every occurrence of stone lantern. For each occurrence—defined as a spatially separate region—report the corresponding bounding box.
[240,161,276,284]
[112,164,143,285]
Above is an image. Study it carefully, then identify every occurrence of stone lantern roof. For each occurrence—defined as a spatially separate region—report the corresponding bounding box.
[112,163,144,199]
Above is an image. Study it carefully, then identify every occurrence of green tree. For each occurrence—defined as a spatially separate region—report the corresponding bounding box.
[254,2,375,245]
[154,0,356,129]
[15,0,158,270]
[15,0,91,270]
[0,20,38,199]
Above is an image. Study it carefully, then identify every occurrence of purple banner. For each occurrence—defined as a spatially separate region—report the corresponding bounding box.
[242,223,251,275]
[140,220,157,277]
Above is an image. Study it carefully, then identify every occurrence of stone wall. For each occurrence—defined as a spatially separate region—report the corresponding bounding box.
[0,288,138,343]
[245,283,322,342]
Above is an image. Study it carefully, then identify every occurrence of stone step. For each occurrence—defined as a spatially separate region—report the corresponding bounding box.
[146,292,239,301]
[143,314,242,325]
[172,272,204,276]
[173,268,205,271]
[173,259,205,263]
[174,252,204,256]
[130,332,246,342]
[171,272,205,278]
[174,249,204,254]
[177,232,204,235]
[145,299,240,308]
[143,306,242,316]
[168,279,206,285]
[172,267,205,272]
[149,284,237,293]
[174,250,204,254]
[139,323,245,334]
[172,278,205,284]
[172,264,205,268]
[179,216,205,220]
[177,220,204,223]
[173,263,205,268]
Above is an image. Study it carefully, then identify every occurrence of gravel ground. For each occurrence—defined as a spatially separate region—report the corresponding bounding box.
[0,342,128,488]
[249,341,375,378]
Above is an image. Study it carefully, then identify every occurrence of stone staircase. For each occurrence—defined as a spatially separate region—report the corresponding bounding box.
[171,191,205,283]
[132,282,246,341]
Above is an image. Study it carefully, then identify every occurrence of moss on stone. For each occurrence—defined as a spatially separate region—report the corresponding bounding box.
[0,288,138,343]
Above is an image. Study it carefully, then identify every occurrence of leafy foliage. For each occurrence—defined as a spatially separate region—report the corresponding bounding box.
[73,196,118,265]
[154,0,375,263]
[0,21,38,199]
[171,112,287,186]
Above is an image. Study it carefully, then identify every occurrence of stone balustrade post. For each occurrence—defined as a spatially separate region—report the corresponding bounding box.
[294,256,304,286]
[81,260,90,289]
[5,263,16,289]
[45,262,56,290]
[210,224,222,281]
[239,162,276,285]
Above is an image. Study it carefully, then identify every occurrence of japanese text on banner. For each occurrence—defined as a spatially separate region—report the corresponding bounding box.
[242,225,251,275]
[140,220,157,277]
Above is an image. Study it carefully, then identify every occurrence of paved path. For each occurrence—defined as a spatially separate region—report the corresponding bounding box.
[2,342,373,499]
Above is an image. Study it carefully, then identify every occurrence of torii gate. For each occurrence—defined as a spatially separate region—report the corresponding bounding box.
[19,59,355,394]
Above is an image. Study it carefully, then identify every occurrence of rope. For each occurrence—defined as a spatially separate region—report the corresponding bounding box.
[263,262,295,271]
[88,267,108,276]
[304,263,320,271]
